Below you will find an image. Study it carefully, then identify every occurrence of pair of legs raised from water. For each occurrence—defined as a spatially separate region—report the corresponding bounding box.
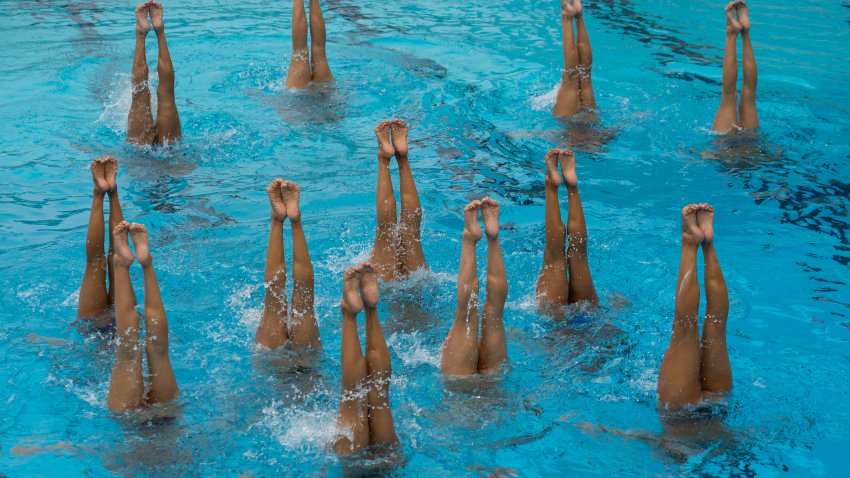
[536,148,598,309]
[285,0,333,89]
[657,204,731,408]
[128,1,181,146]
[712,1,759,133]
[440,199,509,376]
[554,0,598,118]
[370,120,427,282]
[255,179,320,349]
[334,263,399,454]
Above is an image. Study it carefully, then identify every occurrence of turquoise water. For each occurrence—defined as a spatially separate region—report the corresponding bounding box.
[2,0,850,475]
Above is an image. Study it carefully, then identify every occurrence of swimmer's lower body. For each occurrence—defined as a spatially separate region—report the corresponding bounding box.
[333,263,399,454]
[657,204,732,408]
[554,0,598,119]
[78,157,124,329]
[107,221,178,412]
[284,0,333,89]
[370,120,427,282]
[255,179,320,349]
[535,148,598,309]
[128,1,181,146]
[711,1,759,134]
[440,198,508,376]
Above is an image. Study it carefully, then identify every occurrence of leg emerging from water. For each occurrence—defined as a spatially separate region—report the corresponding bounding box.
[477,198,508,373]
[255,180,289,349]
[105,157,124,308]
[536,149,569,308]
[737,1,759,130]
[697,207,732,394]
[107,222,145,412]
[79,158,112,323]
[440,201,482,376]
[554,0,581,117]
[129,224,178,405]
[127,3,155,145]
[283,181,320,348]
[149,1,181,143]
[393,120,427,276]
[285,0,312,89]
[370,121,399,282]
[711,3,742,133]
[308,0,333,82]
[562,150,598,305]
[657,206,705,408]
[574,0,598,112]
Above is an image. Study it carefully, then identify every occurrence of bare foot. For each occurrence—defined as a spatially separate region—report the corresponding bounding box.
[112,221,135,267]
[695,204,715,245]
[359,263,380,308]
[463,200,483,242]
[148,1,164,33]
[736,1,750,33]
[267,179,287,222]
[558,149,578,188]
[390,119,409,158]
[681,205,705,246]
[375,121,395,161]
[726,2,743,34]
[103,156,118,192]
[129,223,152,266]
[480,197,500,239]
[135,2,151,35]
[573,0,583,17]
[562,0,580,19]
[341,266,364,315]
[90,157,110,194]
[545,149,563,186]
[280,181,301,222]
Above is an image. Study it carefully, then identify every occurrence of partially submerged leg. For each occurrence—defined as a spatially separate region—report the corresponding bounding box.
[78,158,111,323]
[440,201,482,376]
[107,222,145,412]
[149,1,182,143]
[369,121,399,282]
[696,206,732,394]
[105,157,124,307]
[130,223,178,405]
[393,120,427,276]
[657,206,705,408]
[284,0,312,89]
[711,3,742,133]
[282,181,320,348]
[737,2,759,130]
[255,179,289,349]
[574,0,598,111]
[562,150,598,305]
[127,3,155,145]
[553,1,581,117]
[536,149,569,308]
[477,198,508,373]
[308,0,333,82]
[361,264,399,447]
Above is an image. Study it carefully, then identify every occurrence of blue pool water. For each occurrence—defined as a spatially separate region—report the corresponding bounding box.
[2,0,850,475]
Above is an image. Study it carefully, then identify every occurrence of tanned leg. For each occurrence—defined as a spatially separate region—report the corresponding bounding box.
[149,1,181,143]
[562,149,598,305]
[536,149,569,308]
[711,3,743,133]
[477,198,508,373]
[574,0,598,111]
[440,201,482,376]
[657,206,705,408]
[284,0,312,89]
[104,157,124,307]
[553,0,581,117]
[737,1,759,130]
[393,120,427,276]
[282,181,320,348]
[127,2,156,145]
[78,158,111,325]
[255,179,289,349]
[369,121,399,282]
[308,0,333,82]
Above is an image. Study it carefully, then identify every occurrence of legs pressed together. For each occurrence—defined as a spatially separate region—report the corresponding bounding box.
[536,148,598,309]
[255,179,320,349]
[440,198,509,376]
[370,120,427,282]
[711,1,759,133]
[284,0,334,89]
[128,1,181,146]
[554,0,598,118]
[657,204,731,408]
[333,263,399,454]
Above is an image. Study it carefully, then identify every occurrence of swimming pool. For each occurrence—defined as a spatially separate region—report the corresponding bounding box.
[2,0,849,475]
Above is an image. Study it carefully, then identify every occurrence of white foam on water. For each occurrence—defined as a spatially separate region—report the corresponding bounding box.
[530,82,560,112]
[98,72,158,135]
[387,332,439,368]
[260,403,339,453]
[226,282,264,330]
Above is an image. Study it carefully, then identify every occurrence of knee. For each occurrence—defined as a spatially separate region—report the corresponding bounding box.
[131,67,149,85]
[548,222,566,244]
[486,276,508,301]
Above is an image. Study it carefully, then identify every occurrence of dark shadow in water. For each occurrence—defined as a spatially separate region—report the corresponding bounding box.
[103,402,191,476]
[251,345,326,405]
[338,441,407,478]
[273,82,347,126]
[381,276,442,335]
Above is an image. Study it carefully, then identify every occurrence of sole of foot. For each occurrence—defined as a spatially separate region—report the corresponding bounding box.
[342,267,364,315]
[135,2,151,34]
[267,178,288,221]
[480,197,500,239]
[280,181,301,222]
[375,121,395,160]
[545,149,563,186]
[359,263,380,308]
[90,157,111,194]
[558,149,578,187]
[390,119,409,157]
[129,223,152,266]
[463,200,483,242]
[695,204,715,245]
[148,1,164,33]
[113,221,136,266]
[681,204,706,246]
